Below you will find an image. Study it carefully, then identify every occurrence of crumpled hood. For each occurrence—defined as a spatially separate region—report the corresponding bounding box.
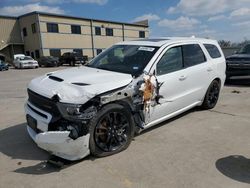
[28,66,133,104]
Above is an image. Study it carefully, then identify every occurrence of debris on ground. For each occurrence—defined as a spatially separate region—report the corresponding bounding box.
[231,90,241,94]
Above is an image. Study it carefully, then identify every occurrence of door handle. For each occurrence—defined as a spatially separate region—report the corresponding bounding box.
[207,67,213,72]
[179,75,187,81]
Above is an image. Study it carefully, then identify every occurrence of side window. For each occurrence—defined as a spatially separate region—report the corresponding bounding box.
[183,44,206,67]
[204,44,221,58]
[156,46,183,75]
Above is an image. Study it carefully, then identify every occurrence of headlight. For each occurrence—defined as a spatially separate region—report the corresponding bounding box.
[57,103,97,120]
[57,103,83,120]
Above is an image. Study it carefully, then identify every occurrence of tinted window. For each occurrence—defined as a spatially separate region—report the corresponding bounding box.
[47,23,59,33]
[73,49,83,56]
[139,31,145,38]
[50,49,61,57]
[87,45,159,75]
[106,28,113,36]
[71,25,81,34]
[204,44,221,58]
[95,27,101,35]
[157,46,183,75]
[23,28,27,36]
[183,44,206,67]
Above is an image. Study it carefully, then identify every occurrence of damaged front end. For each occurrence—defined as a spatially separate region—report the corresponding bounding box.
[25,71,163,160]
[25,89,100,160]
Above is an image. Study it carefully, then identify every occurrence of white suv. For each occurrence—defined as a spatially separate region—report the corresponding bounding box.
[25,37,226,160]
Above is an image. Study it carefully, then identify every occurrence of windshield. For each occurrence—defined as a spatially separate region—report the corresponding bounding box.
[87,45,159,75]
[238,44,250,54]
[21,56,33,60]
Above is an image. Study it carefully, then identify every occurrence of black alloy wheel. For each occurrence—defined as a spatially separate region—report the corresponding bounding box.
[95,111,129,152]
[89,104,134,157]
[202,80,220,109]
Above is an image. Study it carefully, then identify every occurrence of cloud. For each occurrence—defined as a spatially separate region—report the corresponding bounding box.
[132,13,160,22]
[230,8,250,19]
[233,21,250,28]
[167,0,250,16]
[29,0,108,5]
[0,3,65,16]
[208,15,227,22]
[158,16,200,31]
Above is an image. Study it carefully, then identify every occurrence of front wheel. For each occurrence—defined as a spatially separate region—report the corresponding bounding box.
[89,104,134,157]
[201,80,220,109]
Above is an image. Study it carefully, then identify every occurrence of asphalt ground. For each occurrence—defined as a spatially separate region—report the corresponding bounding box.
[0,67,250,188]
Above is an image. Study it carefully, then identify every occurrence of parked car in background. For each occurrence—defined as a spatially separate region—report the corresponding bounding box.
[226,44,250,79]
[13,55,39,69]
[0,59,9,71]
[59,52,87,66]
[25,37,226,161]
[38,56,59,67]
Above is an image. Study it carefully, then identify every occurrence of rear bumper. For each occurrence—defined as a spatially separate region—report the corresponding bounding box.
[25,101,90,161]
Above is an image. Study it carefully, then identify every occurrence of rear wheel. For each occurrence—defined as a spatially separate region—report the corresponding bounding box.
[201,80,220,109]
[89,104,134,157]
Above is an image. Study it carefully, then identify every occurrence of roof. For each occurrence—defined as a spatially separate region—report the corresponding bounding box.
[119,37,218,47]
[16,11,148,27]
[0,15,17,19]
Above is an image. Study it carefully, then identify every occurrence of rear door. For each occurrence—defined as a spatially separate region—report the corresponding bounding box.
[181,43,211,103]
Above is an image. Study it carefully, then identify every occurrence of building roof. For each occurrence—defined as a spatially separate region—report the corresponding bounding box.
[1,11,148,27]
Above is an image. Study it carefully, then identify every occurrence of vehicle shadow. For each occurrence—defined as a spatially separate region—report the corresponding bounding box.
[216,155,250,184]
[0,123,95,175]
[225,77,250,87]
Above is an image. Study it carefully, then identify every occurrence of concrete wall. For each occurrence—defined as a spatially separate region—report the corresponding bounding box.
[0,17,23,49]
[39,14,149,58]
[18,14,41,58]
[0,12,149,60]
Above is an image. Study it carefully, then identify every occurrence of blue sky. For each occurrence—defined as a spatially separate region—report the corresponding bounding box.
[1,0,250,42]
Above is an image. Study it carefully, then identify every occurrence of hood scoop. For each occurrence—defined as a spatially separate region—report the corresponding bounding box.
[71,82,90,86]
[49,75,64,82]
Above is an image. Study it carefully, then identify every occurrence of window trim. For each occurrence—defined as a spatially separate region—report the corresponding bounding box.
[71,25,81,34]
[139,31,145,38]
[47,23,59,33]
[203,43,222,59]
[95,27,101,35]
[156,45,184,76]
[182,43,207,68]
[105,28,113,36]
[31,23,36,33]
[154,43,208,76]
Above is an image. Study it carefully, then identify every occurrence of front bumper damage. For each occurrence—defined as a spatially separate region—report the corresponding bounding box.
[24,71,164,160]
[25,102,90,161]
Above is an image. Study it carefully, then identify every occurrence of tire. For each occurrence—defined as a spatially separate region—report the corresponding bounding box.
[201,80,220,110]
[89,103,134,157]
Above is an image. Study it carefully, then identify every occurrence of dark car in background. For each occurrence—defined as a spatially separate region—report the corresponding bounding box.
[226,44,250,79]
[38,56,59,67]
[0,60,9,71]
[59,52,88,66]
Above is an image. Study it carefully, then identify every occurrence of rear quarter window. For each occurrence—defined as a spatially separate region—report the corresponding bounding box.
[204,44,222,58]
[183,44,206,67]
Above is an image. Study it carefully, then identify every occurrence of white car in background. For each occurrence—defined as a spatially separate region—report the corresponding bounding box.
[24,37,226,161]
[14,55,39,69]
